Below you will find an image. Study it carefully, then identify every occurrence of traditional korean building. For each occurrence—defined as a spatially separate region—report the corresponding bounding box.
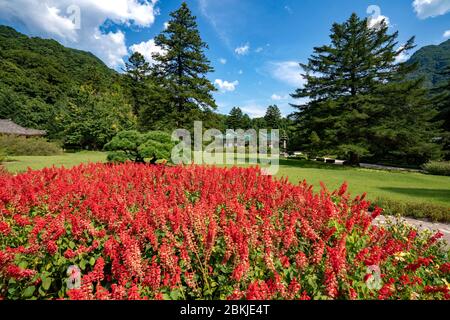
[0,119,46,137]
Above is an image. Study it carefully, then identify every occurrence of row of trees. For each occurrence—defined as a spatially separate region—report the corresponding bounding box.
[226,105,283,130]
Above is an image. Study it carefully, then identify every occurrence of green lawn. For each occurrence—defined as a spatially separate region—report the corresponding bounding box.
[3,151,107,173]
[3,152,450,207]
[276,159,450,207]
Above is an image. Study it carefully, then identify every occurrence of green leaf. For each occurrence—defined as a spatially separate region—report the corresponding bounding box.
[42,277,52,291]
[38,286,46,296]
[89,257,96,265]
[23,286,36,298]
[170,290,180,300]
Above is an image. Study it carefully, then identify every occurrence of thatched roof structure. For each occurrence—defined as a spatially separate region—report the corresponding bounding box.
[0,119,46,137]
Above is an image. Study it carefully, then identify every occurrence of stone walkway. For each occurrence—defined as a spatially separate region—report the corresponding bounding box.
[374,215,450,244]
[359,163,424,173]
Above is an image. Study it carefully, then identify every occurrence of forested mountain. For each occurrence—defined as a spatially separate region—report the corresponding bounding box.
[407,39,450,87]
[0,25,117,106]
[0,25,135,148]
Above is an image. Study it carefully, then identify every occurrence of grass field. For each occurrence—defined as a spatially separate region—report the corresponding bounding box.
[3,151,107,173]
[3,152,450,208]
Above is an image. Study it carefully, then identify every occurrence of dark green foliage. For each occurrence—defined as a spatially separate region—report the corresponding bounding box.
[151,2,217,129]
[59,84,136,150]
[105,130,175,164]
[431,67,450,159]
[225,107,253,130]
[264,105,282,129]
[0,25,135,148]
[0,135,62,156]
[123,52,152,117]
[422,161,450,176]
[291,13,441,165]
[251,117,267,131]
[407,39,450,88]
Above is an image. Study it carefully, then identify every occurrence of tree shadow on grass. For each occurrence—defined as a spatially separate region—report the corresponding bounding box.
[379,187,450,204]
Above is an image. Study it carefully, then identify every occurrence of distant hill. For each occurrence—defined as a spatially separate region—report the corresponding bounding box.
[0,25,122,137]
[0,25,117,104]
[407,39,450,87]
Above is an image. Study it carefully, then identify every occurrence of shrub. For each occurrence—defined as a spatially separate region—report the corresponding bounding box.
[0,135,62,156]
[373,198,450,223]
[104,130,175,164]
[422,161,450,176]
[0,164,448,300]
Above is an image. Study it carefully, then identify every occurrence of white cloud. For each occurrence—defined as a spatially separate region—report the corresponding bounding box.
[271,94,289,101]
[366,5,390,29]
[444,30,450,38]
[238,70,243,75]
[219,58,227,64]
[214,79,239,92]
[163,21,169,30]
[255,47,263,53]
[413,0,450,19]
[0,0,159,69]
[241,104,266,118]
[395,51,410,64]
[395,46,411,64]
[271,94,282,101]
[268,61,306,87]
[367,14,390,29]
[129,39,165,65]
[235,43,250,55]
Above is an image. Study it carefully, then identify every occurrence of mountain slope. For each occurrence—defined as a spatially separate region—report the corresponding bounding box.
[407,39,450,87]
[0,25,127,137]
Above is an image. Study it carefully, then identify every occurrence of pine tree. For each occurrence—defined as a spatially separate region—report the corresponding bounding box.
[291,13,440,165]
[431,67,450,159]
[152,2,217,129]
[123,52,151,116]
[264,105,282,129]
[226,107,244,129]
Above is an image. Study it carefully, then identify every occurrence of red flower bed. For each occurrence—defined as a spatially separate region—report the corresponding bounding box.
[0,163,448,300]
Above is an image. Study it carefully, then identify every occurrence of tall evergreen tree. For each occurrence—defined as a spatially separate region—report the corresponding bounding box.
[291,13,440,165]
[264,105,282,129]
[152,2,217,128]
[123,52,151,116]
[226,107,244,129]
[431,66,450,159]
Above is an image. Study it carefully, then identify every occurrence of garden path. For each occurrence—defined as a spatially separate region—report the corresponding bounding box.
[374,215,450,245]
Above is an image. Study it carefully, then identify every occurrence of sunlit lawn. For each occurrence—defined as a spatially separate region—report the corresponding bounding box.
[3,151,107,173]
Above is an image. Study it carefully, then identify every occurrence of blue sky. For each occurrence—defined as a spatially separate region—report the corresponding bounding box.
[0,0,449,118]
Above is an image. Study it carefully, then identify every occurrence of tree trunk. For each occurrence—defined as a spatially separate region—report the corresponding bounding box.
[349,152,360,166]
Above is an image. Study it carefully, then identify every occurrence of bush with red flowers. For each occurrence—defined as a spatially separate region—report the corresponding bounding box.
[0,163,448,300]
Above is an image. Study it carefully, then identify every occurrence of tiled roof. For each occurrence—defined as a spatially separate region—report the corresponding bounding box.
[0,119,46,136]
